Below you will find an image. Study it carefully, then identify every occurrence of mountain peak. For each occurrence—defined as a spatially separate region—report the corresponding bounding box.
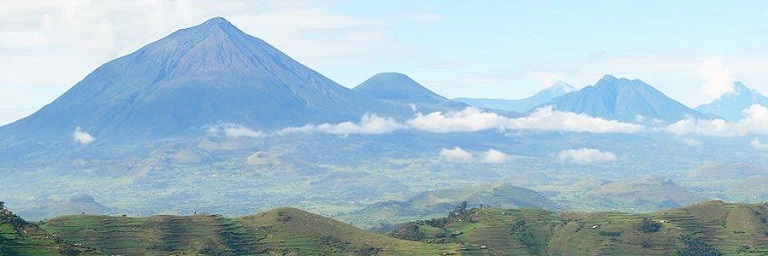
[354,72,445,102]
[598,74,619,83]
[0,16,391,141]
[202,17,232,26]
[696,81,768,121]
[544,75,700,122]
[549,81,576,94]
[354,72,466,111]
[732,82,750,94]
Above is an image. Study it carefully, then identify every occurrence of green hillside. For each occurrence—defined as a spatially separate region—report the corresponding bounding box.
[42,207,459,255]
[4,201,768,255]
[393,200,768,255]
[0,202,96,256]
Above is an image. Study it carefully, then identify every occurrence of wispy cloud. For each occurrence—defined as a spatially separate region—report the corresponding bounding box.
[665,105,768,137]
[207,123,265,138]
[72,127,95,145]
[557,148,617,164]
[751,138,768,151]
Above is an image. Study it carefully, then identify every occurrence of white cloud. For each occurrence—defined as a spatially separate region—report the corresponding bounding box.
[699,55,734,99]
[407,107,509,133]
[439,147,474,162]
[406,106,643,134]
[278,114,405,136]
[751,138,768,151]
[557,148,617,164]
[665,105,768,137]
[72,127,95,145]
[207,123,265,138]
[481,149,510,163]
[506,106,644,133]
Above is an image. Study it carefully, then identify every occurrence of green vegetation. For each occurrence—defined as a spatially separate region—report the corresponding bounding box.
[388,200,768,255]
[3,201,768,255]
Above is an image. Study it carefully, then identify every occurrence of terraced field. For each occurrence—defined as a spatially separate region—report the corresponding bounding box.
[396,201,768,255]
[42,207,459,255]
[3,201,768,255]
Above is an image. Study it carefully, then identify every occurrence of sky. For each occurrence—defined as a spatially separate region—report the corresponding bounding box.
[1,0,768,125]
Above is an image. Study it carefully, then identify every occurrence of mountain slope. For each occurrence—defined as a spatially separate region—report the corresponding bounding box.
[695,82,768,122]
[353,72,467,112]
[455,81,575,112]
[0,17,404,143]
[541,75,701,123]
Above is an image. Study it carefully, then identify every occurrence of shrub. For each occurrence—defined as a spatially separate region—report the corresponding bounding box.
[637,218,661,233]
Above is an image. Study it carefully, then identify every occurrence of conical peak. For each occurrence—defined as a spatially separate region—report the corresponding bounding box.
[371,72,416,82]
[183,17,242,39]
[201,17,234,28]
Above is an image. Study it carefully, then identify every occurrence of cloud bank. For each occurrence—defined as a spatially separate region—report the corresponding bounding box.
[72,127,95,145]
[557,148,617,164]
[406,107,643,134]
[665,105,768,137]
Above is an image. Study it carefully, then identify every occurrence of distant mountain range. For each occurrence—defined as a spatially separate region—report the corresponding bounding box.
[0,16,755,147]
[696,82,768,122]
[542,75,703,123]
[455,81,575,113]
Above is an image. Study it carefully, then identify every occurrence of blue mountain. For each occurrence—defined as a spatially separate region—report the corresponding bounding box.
[540,75,701,123]
[455,81,575,112]
[695,82,768,122]
[0,17,406,142]
[353,72,467,112]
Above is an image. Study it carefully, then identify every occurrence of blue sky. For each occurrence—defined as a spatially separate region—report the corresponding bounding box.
[1,0,767,125]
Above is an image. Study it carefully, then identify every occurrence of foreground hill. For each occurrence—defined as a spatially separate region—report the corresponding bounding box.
[1,201,764,255]
[396,200,768,255]
[42,207,458,255]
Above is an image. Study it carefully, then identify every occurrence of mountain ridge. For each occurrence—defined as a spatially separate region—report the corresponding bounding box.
[455,81,575,112]
[538,75,703,123]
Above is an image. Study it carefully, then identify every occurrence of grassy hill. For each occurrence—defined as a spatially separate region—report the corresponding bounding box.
[393,200,768,255]
[1,203,96,256]
[4,201,768,255]
[345,182,561,228]
[42,207,459,255]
